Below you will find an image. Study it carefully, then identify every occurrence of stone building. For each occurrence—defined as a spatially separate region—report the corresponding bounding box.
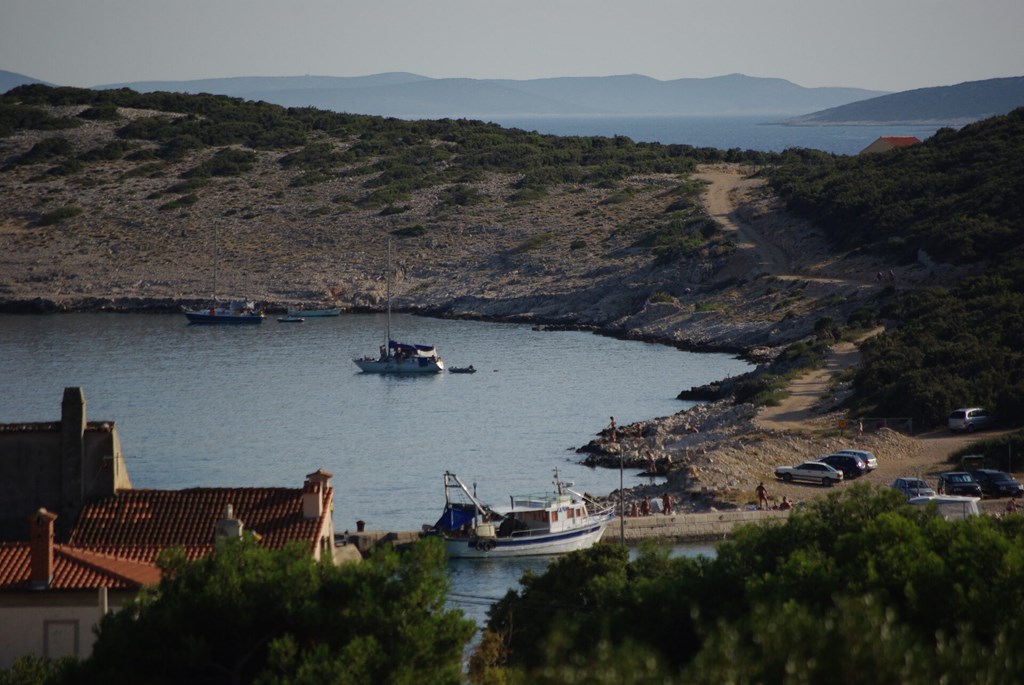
[0,388,131,541]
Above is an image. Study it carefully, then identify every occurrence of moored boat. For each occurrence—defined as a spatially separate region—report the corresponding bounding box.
[431,471,614,558]
[354,341,444,374]
[353,239,443,374]
[277,315,305,323]
[286,306,342,317]
[183,225,263,324]
[184,301,264,325]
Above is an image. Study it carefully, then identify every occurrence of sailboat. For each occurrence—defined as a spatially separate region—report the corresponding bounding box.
[182,226,264,324]
[353,240,443,374]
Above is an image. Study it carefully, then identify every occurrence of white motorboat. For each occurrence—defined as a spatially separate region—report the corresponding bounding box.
[431,471,614,558]
[353,239,443,374]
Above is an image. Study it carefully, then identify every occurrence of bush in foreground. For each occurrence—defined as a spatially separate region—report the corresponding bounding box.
[473,486,1024,684]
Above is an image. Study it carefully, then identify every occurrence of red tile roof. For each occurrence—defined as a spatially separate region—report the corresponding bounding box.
[880,136,922,147]
[0,542,160,591]
[68,487,332,563]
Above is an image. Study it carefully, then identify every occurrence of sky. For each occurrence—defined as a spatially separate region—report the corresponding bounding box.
[2,0,1023,93]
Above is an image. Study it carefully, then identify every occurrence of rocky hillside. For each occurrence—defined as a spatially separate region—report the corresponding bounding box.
[0,88,930,358]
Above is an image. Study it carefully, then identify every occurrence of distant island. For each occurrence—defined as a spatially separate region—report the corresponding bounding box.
[784,76,1024,125]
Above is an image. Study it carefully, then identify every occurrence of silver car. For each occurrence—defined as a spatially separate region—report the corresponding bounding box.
[775,461,844,486]
[948,407,996,433]
[892,477,935,498]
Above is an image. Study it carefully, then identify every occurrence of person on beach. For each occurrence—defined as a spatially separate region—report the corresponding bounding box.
[756,482,768,510]
[629,501,639,517]
[640,497,651,516]
[608,416,617,443]
[661,492,673,515]
[779,496,792,511]
[1007,498,1018,514]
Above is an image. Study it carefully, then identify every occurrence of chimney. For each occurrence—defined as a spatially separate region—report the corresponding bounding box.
[28,508,58,590]
[60,387,86,518]
[214,503,244,549]
[302,480,323,520]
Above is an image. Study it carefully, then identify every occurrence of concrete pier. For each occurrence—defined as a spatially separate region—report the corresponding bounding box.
[603,509,791,543]
[338,509,791,558]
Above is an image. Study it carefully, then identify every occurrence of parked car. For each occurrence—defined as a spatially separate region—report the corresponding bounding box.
[775,461,844,486]
[835,449,878,470]
[908,495,980,520]
[970,469,1024,498]
[892,477,936,498]
[948,407,997,433]
[817,453,868,479]
[936,471,983,497]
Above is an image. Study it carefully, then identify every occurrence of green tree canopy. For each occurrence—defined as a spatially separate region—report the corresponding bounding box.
[60,536,475,685]
[474,486,1024,684]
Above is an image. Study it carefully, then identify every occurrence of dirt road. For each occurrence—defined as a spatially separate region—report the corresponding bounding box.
[691,166,1011,513]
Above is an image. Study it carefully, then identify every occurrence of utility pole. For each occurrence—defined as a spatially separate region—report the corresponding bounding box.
[619,450,625,546]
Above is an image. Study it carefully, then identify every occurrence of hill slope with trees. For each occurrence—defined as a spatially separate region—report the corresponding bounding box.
[767,108,1024,427]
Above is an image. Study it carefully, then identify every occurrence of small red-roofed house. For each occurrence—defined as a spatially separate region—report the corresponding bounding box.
[66,469,336,563]
[1,468,337,666]
[859,136,923,154]
[0,509,161,668]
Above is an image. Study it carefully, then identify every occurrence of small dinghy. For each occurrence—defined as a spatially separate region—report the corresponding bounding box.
[449,365,476,374]
[277,316,305,323]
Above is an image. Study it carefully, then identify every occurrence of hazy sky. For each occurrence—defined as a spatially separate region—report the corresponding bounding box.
[2,0,1022,92]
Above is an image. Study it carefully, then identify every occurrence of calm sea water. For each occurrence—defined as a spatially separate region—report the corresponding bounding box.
[487,115,945,155]
[0,313,750,534]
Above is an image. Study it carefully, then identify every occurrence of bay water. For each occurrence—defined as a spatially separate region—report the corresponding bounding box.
[2,313,738,624]
[488,115,946,155]
[0,313,749,531]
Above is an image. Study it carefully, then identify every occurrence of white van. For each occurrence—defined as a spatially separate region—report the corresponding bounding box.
[907,495,980,521]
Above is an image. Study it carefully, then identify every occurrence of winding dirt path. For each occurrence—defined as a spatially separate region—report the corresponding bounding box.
[694,165,1011,512]
[693,165,792,276]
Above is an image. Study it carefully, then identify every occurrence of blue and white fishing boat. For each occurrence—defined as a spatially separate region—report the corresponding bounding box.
[432,471,614,558]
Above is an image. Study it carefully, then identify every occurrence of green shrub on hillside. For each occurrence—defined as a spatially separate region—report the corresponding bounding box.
[184,147,257,178]
[0,103,81,137]
[4,136,73,169]
[37,205,83,225]
[77,104,120,121]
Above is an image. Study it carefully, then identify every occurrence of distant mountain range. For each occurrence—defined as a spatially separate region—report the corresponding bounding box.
[784,76,1024,125]
[3,69,1022,124]
[0,70,47,92]
[86,72,885,119]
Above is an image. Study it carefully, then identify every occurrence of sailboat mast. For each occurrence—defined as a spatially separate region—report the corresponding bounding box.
[212,224,218,302]
[386,238,392,359]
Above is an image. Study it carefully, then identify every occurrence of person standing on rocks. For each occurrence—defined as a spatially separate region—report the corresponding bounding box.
[608,416,617,443]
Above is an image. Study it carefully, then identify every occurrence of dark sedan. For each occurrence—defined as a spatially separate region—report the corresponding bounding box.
[817,453,867,479]
[970,469,1024,498]
[937,471,983,497]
